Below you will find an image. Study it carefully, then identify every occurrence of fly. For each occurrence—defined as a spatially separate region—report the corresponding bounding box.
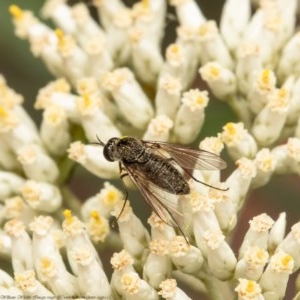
[95,136,227,243]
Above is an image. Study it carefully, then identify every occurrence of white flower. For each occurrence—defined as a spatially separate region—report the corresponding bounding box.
[71,247,111,297]
[155,75,182,120]
[247,68,276,114]
[251,148,276,188]
[129,27,163,85]
[235,42,262,96]
[276,221,300,271]
[4,219,33,272]
[38,256,80,296]
[220,0,251,53]
[221,122,258,160]
[81,181,125,220]
[0,230,11,258]
[161,42,198,89]
[170,0,205,29]
[169,236,203,274]
[268,212,286,253]
[75,93,121,142]
[277,29,300,82]
[0,269,14,288]
[100,68,154,129]
[235,278,263,300]
[2,196,35,225]
[0,171,24,200]
[92,0,125,30]
[143,115,173,142]
[111,200,150,261]
[158,278,192,300]
[259,250,294,299]
[29,215,65,281]
[21,180,62,212]
[189,190,221,255]
[143,239,171,289]
[203,229,237,280]
[53,29,89,86]
[40,104,71,156]
[62,210,102,275]
[110,250,136,299]
[173,89,209,144]
[67,141,119,179]
[197,20,234,70]
[225,157,256,212]
[17,144,59,183]
[251,85,291,146]
[42,0,76,35]
[121,272,158,300]
[15,269,53,296]
[272,137,300,175]
[85,210,110,243]
[147,213,177,242]
[239,213,274,259]
[35,78,79,121]
[235,246,269,281]
[199,62,237,99]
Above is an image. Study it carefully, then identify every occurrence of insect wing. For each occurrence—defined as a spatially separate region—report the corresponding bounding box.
[122,163,184,228]
[145,141,227,170]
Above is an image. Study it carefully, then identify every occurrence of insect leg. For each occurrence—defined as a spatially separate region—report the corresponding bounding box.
[114,163,130,223]
[186,168,229,191]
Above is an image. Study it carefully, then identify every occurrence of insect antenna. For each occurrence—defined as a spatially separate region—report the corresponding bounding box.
[89,135,106,146]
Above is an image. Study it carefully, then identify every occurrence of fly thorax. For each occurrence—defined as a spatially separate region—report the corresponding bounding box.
[119,137,147,163]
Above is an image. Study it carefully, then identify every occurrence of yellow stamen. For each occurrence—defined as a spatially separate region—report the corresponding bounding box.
[55,28,65,46]
[261,69,271,85]
[210,65,220,77]
[0,106,8,119]
[82,94,92,108]
[225,123,236,135]
[246,280,255,293]
[278,88,287,98]
[63,209,74,225]
[90,210,101,222]
[170,44,180,54]
[107,191,117,203]
[9,5,23,20]
[40,257,51,268]
[282,255,292,266]
[142,0,150,8]
[197,96,204,105]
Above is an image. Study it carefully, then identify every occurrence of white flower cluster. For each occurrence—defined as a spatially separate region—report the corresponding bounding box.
[1,0,300,299]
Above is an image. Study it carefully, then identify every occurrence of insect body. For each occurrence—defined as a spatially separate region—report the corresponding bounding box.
[97,136,227,241]
[103,137,190,195]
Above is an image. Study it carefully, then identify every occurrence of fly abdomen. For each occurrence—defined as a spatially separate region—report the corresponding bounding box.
[131,154,190,195]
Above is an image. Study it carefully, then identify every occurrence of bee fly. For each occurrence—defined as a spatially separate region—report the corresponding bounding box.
[95,136,227,243]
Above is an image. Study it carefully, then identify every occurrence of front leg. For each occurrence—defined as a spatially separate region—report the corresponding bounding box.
[115,162,130,222]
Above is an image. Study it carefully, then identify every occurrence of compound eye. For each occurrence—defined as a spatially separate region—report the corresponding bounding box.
[102,138,119,162]
[103,145,114,162]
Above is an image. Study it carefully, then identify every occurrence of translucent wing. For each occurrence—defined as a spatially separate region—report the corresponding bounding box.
[144,140,227,170]
[121,163,185,229]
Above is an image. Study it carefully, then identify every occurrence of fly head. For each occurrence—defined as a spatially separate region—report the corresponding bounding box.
[103,137,120,162]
